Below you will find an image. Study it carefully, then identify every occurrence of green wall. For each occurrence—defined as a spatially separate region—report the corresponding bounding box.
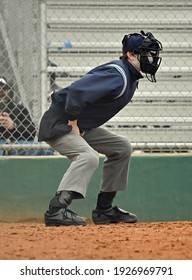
[0,154,191,222]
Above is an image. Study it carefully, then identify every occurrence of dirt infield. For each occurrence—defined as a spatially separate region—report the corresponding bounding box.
[0,221,191,260]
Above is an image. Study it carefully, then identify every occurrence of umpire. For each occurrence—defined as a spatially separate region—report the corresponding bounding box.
[38,30,163,226]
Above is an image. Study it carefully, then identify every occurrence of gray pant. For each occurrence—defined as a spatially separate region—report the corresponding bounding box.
[46,127,132,197]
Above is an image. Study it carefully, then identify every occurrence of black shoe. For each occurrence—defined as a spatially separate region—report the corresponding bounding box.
[44,208,86,226]
[92,206,137,224]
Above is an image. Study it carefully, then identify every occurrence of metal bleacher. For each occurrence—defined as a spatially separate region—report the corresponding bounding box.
[46,0,192,152]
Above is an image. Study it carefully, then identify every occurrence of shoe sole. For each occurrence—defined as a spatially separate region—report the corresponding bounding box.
[45,220,86,226]
[92,218,137,224]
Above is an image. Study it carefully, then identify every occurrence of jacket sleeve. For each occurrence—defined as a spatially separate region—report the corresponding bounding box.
[11,104,36,140]
[65,64,124,119]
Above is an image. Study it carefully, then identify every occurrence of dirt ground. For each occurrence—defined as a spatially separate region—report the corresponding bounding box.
[0,221,192,260]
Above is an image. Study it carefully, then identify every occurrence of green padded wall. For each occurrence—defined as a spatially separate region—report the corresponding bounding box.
[0,154,191,222]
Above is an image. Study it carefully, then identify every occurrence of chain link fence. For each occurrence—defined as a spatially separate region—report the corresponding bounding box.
[0,0,192,154]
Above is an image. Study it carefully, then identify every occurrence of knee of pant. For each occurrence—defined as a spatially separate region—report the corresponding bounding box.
[83,150,99,169]
[118,138,132,157]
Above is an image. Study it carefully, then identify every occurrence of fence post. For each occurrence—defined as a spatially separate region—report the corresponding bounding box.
[40,0,47,116]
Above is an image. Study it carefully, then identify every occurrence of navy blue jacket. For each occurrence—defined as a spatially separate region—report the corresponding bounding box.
[38,59,143,141]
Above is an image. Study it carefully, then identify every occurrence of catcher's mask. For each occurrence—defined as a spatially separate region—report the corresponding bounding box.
[122,30,163,82]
